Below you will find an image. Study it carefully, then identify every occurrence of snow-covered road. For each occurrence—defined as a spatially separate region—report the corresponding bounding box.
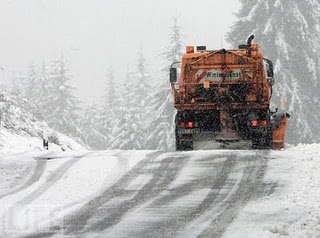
[0,145,320,237]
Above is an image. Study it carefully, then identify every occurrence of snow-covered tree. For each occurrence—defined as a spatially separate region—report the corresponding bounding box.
[146,17,184,150]
[164,17,185,64]
[80,67,118,150]
[129,50,152,149]
[46,53,84,142]
[18,61,50,116]
[104,67,116,108]
[227,0,320,144]
[100,67,117,149]
[24,62,39,104]
[11,71,26,98]
[110,70,135,149]
[9,56,86,146]
[37,60,51,115]
[16,62,47,121]
[81,104,109,150]
[134,50,151,104]
[146,89,175,151]
[111,50,152,150]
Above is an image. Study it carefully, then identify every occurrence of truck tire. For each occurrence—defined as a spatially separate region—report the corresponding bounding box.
[175,126,193,151]
[252,128,272,149]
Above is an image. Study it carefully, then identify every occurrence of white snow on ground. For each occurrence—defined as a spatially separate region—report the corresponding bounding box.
[0,153,35,198]
[0,129,49,154]
[0,129,85,154]
[223,143,320,238]
[0,129,150,237]
[1,138,320,237]
[0,149,150,237]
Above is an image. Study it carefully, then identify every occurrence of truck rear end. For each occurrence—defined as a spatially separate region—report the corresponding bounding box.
[170,35,289,150]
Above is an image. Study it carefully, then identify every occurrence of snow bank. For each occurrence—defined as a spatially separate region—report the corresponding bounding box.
[224,143,320,237]
[0,129,85,155]
[0,91,85,154]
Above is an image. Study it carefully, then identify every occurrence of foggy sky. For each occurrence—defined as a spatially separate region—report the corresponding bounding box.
[0,0,240,106]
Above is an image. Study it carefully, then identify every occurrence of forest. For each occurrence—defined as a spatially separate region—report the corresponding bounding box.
[4,0,320,149]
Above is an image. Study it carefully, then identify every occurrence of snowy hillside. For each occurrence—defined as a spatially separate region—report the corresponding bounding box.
[0,91,85,153]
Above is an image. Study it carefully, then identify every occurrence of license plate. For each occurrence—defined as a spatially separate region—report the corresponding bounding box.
[178,128,200,134]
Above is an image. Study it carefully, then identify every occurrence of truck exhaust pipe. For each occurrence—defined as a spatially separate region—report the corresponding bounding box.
[246,35,255,46]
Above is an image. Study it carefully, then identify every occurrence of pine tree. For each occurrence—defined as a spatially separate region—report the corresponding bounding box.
[134,51,151,104]
[146,17,184,150]
[81,104,108,150]
[164,17,185,64]
[37,60,51,116]
[104,67,116,108]
[18,61,51,120]
[146,89,175,150]
[24,62,39,104]
[129,50,152,149]
[46,53,84,142]
[80,67,117,150]
[11,71,26,97]
[110,71,133,149]
[100,67,117,149]
[227,0,320,144]
[121,66,145,150]
[111,51,152,150]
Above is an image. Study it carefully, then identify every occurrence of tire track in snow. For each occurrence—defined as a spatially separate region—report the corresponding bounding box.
[21,151,276,238]
[44,151,162,236]
[10,152,90,208]
[202,157,276,237]
[0,159,47,200]
[15,154,87,206]
[100,152,275,238]
[112,154,238,238]
[62,151,190,237]
[20,151,165,238]
[182,151,275,238]
[2,153,90,238]
[88,153,189,234]
[151,154,235,208]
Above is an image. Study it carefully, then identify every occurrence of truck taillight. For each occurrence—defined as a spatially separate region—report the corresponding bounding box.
[251,120,268,127]
[259,120,267,126]
[179,122,195,128]
[187,122,194,128]
[251,120,259,127]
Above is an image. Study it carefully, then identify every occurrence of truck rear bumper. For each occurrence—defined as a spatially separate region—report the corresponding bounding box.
[192,132,252,150]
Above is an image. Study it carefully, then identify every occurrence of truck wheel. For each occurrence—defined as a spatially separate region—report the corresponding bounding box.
[175,126,183,151]
[175,127,193,151]
[176,140,193,151]
[252,130,272,149]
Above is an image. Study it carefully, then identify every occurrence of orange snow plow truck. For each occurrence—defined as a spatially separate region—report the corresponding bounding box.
[169,35,289,150]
